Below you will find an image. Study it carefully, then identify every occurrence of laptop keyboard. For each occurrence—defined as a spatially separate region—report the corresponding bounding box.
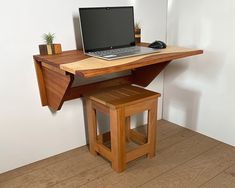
[90,46,140,57]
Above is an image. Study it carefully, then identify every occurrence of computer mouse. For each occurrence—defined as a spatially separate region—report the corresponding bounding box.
[148,41,167,49]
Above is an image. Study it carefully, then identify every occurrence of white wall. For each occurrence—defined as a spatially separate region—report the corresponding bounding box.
[134,0,168,118]
[164,0,235,146]
[0,0,167,173]
[0,0,134,174]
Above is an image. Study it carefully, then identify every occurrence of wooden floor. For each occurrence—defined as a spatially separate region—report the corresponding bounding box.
[1,120,235,188]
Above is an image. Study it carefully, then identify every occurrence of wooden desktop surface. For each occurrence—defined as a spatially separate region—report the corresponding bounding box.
[34,43,203,78]
[33,43,203,110]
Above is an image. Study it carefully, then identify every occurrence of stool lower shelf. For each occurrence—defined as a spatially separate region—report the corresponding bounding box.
[96,126,151,162]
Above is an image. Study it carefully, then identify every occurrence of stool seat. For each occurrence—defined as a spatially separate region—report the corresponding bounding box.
[85,85,161,172]
[88,85,160,109]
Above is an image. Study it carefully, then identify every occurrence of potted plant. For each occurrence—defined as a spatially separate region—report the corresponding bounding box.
[39,32,62,55]
[135,22,141,43]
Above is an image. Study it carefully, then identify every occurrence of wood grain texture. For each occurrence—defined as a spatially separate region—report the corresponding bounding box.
[85,99,98,156]
[41,62,67,76]
[126,144,150,163]
[51,120,193,188]
[125,117,131,142]
[64,75,133,101]
[53,44,62,54]
[59,46,203,78]
[110,107,126,172]
[142,144,235,188]
[129,129,147,145]
[33,43,202,110]
[132,61,171,87]
[147,100,157,158]
[0,152,105,188]
[95,144,112,161]
[2,120,233,188]
[34,59,48,106]
[42,66,73,110]
[82,134,219,187]
[33,50,89,67]
[85,85,160,172]
[87,85,160,109]
[0,147,88,183]
[124,99,155,117]
[201,165,235,188]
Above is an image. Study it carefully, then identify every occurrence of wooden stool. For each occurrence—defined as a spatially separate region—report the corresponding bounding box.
[85,85,160,172]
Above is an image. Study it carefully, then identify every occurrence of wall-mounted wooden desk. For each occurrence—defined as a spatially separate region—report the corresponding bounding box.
[33,43,203,111]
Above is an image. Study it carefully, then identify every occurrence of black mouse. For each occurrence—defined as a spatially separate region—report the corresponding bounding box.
[148,41,167,49]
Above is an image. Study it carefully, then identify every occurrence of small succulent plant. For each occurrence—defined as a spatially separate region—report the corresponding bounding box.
[135,22,141,29]
[43,32,55,45]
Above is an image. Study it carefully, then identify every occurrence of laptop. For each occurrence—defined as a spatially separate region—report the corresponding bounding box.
[79,6,160,60]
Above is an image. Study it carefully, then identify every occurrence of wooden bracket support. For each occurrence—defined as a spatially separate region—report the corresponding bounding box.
[34,59,170,111]
[34,59,74,111]
[132,61,171,87]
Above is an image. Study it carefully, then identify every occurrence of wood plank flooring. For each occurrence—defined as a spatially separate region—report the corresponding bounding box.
[1,120,235,188]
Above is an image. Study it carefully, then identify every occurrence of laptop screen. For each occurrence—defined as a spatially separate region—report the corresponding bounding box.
[79,7,135,52]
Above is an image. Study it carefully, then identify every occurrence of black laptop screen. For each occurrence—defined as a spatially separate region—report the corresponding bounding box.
[79,7,135,52]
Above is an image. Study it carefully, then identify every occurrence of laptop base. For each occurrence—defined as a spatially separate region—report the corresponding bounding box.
[86,46,160,61]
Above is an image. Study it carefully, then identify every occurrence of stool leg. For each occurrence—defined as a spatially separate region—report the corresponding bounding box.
[86,99,98,156]
[125,117,131,142]
[110,108,126,172]
[147,100,157,158]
